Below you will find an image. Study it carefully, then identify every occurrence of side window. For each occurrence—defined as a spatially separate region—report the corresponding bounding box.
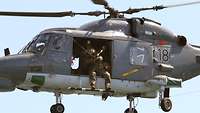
[51,34,67,51]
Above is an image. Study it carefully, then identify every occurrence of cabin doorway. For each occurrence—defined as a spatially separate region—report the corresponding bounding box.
[71,37,112,76]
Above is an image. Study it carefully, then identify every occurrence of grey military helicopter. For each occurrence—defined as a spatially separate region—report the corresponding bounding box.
[0,0,200,113]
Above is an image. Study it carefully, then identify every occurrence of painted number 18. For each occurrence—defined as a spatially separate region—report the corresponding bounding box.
[153,47,170,63]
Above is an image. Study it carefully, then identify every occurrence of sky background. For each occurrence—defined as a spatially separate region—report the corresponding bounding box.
[0,0,200,113]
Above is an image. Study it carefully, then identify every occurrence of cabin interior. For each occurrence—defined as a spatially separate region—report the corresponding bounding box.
[71,37,112,76]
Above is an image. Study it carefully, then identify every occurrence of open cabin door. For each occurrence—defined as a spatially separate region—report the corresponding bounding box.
[112,40,153,81]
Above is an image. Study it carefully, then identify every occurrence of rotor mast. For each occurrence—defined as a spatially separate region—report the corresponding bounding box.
[91,0,120,18]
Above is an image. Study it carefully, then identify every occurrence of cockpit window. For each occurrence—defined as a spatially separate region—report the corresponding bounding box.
[21,34,50,54]
[29,34,50,53]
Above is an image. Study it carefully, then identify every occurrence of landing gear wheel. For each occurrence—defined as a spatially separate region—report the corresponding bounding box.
[50,92,65,113]
[124,108,138,113]
[50,104,56,113]
[50,103,65,113]
[161,98,172,112]
[55,103,65,113]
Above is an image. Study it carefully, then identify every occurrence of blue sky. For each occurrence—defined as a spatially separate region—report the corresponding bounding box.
[0,0,200,113]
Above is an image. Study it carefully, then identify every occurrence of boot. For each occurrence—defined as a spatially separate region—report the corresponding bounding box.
[102,93,109,101]
[91,85,95,90]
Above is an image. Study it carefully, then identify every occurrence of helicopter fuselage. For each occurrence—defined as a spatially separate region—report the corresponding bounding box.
[0,18,200,98]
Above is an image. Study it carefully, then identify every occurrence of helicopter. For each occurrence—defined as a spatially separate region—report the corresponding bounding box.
[0,0,200,113]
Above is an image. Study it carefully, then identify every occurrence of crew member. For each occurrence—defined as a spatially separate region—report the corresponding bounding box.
[84,40,97,90]
[94,56,111,91]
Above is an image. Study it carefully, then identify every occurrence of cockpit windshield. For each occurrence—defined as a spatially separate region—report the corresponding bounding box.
[20,34,50,54]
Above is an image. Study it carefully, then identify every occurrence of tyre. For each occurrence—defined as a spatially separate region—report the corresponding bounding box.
[161,98,172,112]
[50,104,56,113]
[124,108,138,113]
[54,103,65,113]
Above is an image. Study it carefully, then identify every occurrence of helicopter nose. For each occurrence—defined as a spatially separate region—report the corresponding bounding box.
[0,56,16,91]
[0,54,30,91]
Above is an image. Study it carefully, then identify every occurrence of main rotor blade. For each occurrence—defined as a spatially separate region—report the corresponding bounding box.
[0,11,107,17]
[165,1,200,8]
[76,11,107,16]
[121,1,200,14]
[0,11,74,17]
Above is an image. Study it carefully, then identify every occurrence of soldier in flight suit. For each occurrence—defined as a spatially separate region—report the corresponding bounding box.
[83,40,97,90]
